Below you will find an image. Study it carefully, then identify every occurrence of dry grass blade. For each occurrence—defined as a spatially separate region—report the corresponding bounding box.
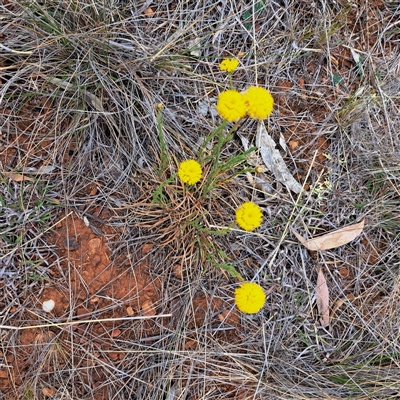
[331,293,355,323]
[0,315,172,331]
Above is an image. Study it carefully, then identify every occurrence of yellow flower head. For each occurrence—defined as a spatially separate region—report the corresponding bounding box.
[219,58,239,73]
[178,160,202,185]
[235,282,266,314]
[243,86,274,119]
[235,202,263,231]
[216,90,247,122]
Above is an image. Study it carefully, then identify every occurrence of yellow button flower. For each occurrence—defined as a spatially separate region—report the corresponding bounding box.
[235,282,266,314]
[178,160,202,185]
[243,86,274,119]
[216,90,247,122]
[235,202,263,231]
[219,58,239,72]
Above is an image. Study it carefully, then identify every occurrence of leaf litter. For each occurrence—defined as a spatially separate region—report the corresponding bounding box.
[256,123,303,194]
[291,219,365,327]
[316,268,330,327]
[291,218,365,251]
[240,126,303,195]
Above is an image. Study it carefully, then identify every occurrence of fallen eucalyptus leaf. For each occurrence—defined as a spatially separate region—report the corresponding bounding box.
[279,132,288,154]
[316,268,330,327]
[240,134,262,168]
[350,47,361,64]
[291,218,365,251]
[188,36,202,57]
[256,123,303,194]
[2,172,34,182]
[240,135,274,194]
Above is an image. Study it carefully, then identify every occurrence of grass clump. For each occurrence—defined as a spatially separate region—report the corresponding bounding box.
[129,94,259,279]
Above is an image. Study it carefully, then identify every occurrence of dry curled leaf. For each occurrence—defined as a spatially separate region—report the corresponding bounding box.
[50,77,104,111]
[21,165,56,174]
[316,268,330,327]
[257,123,303,194]
[291,218,365,251]
[2,172,34,182]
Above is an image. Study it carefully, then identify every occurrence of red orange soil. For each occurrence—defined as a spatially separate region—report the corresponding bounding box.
[41,212,161,319]
[0,212,243,398]
[0,212,161,396]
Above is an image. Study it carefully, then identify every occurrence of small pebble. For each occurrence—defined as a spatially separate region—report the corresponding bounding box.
[63,237,79,250]
[42,299,55,313]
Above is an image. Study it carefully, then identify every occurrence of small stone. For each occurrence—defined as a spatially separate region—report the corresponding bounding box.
[111,329,121,338]
[142,243,153,254]
[63,237,79,251]
[92,255,101,265]
[89,186,98,196]
[0,370,8,378]
[88,238,101,255]
[42,299,55,313]
[339,268,350,278]
[42,387,57,397]
[184,339,197,350]
[76,307,91,317]
[143,7,154,17]
[141,300,156,317]
[172,264,183,279]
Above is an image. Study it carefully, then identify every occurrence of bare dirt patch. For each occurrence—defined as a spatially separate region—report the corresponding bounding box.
[0,212,246,398]
[43,212,161,320]
[0,212,163,397]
